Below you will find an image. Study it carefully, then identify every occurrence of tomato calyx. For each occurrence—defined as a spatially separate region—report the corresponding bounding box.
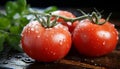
[34,13,59,28]
[89,12,112,25]
[31,9,112,27]
[78,9,112,25]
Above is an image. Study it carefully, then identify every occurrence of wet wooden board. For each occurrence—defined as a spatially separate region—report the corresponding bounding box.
[0,48,120,69]
[0,38,120,69]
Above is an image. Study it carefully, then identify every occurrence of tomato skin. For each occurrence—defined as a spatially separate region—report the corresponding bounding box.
[51,10,79,33]
[73,19,119,57]
[21,21,72,62]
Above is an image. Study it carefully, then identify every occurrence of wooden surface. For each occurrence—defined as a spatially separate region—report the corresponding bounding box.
[0,48,120,69]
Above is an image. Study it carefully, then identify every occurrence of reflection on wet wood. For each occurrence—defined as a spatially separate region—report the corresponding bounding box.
[0,49,120,69]
[25,49,120,69]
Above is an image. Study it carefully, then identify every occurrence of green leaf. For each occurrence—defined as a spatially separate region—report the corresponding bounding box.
[10,26,21,34]
[5,1,19,18]
[17,0,27,8]
[0,17,10,30]
[5,0,28,18]
[0,0,30,53]
[44,6,58,13]
[17,0,28,14]
[0,33,5,52]
[7,35,22,52]
[19,17,29,27]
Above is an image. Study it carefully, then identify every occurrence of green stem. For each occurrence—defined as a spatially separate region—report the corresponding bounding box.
[98,13,112,25]
[30,12,89,23]
[52,14,88,23]
[34,13,46,27]
[41,17,47,27]
[91,12,99,24]
[47,15,51,28]
[51,16,59,27]
[34,13,42,23]
[77,9,87,15]
[94,8,101,16]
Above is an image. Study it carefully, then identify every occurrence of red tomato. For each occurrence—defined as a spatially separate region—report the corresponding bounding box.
[51,10,79,33]
[21,21,72,62]
[73,19,119,57]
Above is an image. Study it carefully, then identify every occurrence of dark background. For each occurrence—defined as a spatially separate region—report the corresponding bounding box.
[0,0,119,11]
[0,0,120,19]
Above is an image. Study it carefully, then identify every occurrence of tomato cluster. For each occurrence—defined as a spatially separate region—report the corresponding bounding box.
[21,10,119,62]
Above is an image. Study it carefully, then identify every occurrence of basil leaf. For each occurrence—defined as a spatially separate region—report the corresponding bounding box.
[44,6,58,13]
[0,17,10,30]
[7,35,22,52]
[0,33,5,52]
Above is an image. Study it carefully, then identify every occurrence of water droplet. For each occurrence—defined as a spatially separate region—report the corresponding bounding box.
[27,28,31,33]
[45,48,48,50]
[94,63,97,66]
[31,28,34,31]
[111,24,115,27]
[102,41,106,45]
[35,31,39,33]
[84,58,87,61]
[96,38,99,41]
[15,55,22,59]
[45,28,52,31]
[91,60,94,63]
[83,35,87,38]
[59,40,63,45]
[54,25,59,29]
[37,35,40,38]
[28,23,32,27]
[67,22,72,26]
[35,25,39,29]
[117,36,119,40]
[50,51,56,55]
[53,52,56,55]
[22,58,34,63]
[91,28,94,31]
[3,61,8,64]
[63,27,68,31]
[28,30,30,33]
